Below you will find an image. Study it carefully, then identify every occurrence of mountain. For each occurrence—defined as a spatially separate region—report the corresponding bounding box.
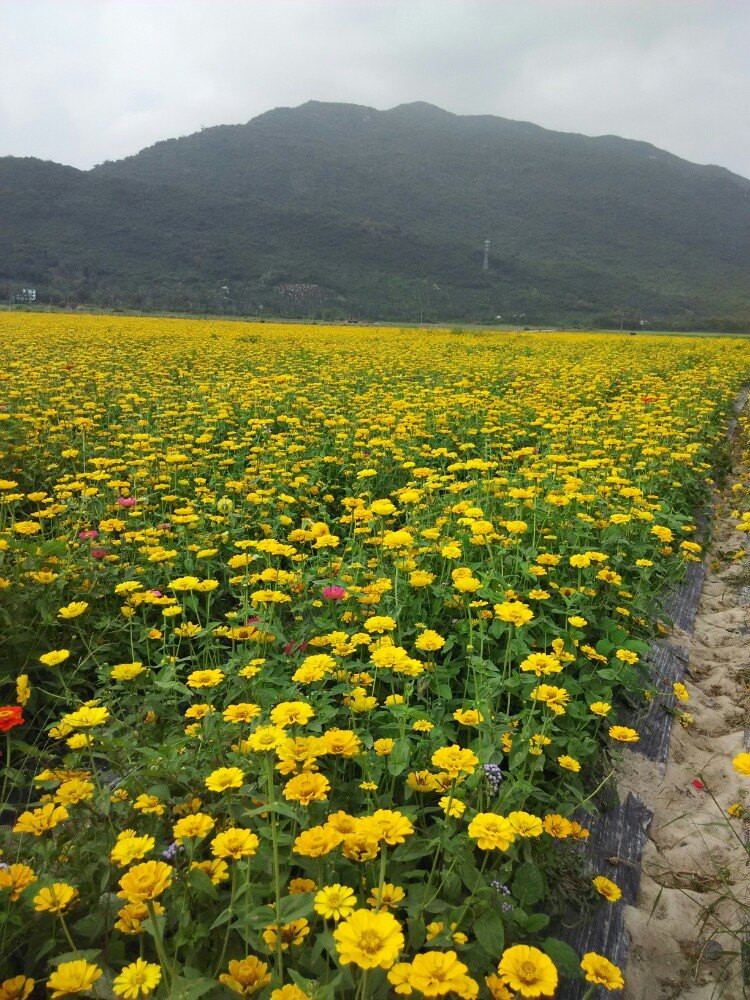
[2,100,749,327]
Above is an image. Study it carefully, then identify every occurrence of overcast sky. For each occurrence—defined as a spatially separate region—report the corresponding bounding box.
[2,0,748,177]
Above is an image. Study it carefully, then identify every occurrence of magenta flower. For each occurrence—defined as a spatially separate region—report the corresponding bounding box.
[322,585,347,601]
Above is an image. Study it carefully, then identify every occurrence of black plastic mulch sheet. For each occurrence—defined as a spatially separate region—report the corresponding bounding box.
[551,388,750,999]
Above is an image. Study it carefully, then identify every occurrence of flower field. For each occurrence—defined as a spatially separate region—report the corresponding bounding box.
[1,313,750,999]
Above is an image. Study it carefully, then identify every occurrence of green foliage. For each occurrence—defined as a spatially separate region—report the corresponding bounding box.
[1,101,749,326]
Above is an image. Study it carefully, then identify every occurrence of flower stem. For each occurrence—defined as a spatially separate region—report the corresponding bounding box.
[146,899,172,990]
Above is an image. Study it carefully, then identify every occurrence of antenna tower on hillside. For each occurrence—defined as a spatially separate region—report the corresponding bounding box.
[482,238,491,271]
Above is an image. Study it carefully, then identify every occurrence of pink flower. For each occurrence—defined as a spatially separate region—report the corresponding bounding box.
[78,529,98,540]
[116,497,137,508]
[149,590,162,598]
[322,585,347,601]
[90,547,108,559]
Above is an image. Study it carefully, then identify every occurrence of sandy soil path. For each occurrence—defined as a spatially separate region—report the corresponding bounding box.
[622,414,750,999]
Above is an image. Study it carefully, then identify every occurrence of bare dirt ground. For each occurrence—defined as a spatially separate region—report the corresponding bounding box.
[622,421,750,999]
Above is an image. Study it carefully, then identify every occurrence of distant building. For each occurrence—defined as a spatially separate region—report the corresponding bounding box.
[13,288,37,303]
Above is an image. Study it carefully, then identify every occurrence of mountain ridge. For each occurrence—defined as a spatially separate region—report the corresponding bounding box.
[2,100,749,326]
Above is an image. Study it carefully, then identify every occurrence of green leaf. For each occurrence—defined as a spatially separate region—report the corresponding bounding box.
[278,893,314,922]
[473,910,504,958]
[512,861,544,905]
[542,937,584,979]
[387,737,411,776]
[522,912,549,933]
[170,977,218,1000]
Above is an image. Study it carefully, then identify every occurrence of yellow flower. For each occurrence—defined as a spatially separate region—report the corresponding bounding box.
[117,861,173,902]
[608,726,639,743]
[113,959,161,999]
[187,668,225,688]
[508,811,543,838]
[61,705,109,728]
[223,703,262,723]
[47,961,102,998]
[111,662,146,681]
[367,882,405,910]
[362,809,415,845]
[205,766,245,792]
[431,745,478,778]
[415,629,445,651]
[244,725,287,752]
[39,650,70,667]
[293,825,343,858]
[439,795,466,818]
[33,882,78,913]
[13,803,69,836]
[320,728,361,756]
[110,835,156,867]
[592,875,622,902]
[314,883,357,921]
[519,653,561,676]
[580,952,625,990]
[543,814,573,838]
[133,794,164,816]
[191,858,230,884]
[270,988,311,1000]
[54,778,94,805]
[0,864,37,901]
[15,675,30,706]
[218,956,271,996]
[497,944,558,997]
[467,813,515,851]
[114,900,164,934]
[557,755,580,772]
[732,752,750,776]
[173,813,215,842]
[57,601,88,619]
[412,720,434,733]
[409,951,475,997]
[364,615,397,633]
[672,682,689,702]
[373,738,395,756]
[493,601,534,626]
[283,771,330,805]
[211,827,260,859]
[0,976,35,1000]
[333,908,405,969]
[270,701,315,727]
[453,708,483,726]
[289,877,316,894]
[614,648,639,665]
[263,919,310,950]
[589,701,612,716]
[484,973,513,999]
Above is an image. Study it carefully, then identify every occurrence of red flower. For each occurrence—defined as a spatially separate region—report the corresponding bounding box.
[692,779,705,790]
[284,640,309,656]
[0,705,24,732]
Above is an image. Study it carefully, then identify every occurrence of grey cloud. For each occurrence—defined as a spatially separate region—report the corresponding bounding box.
[1,0,748,176]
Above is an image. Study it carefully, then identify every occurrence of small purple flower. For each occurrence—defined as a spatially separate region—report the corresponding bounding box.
[162,841,183,861]
[483,763,504,794]
[490,881,511,896]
